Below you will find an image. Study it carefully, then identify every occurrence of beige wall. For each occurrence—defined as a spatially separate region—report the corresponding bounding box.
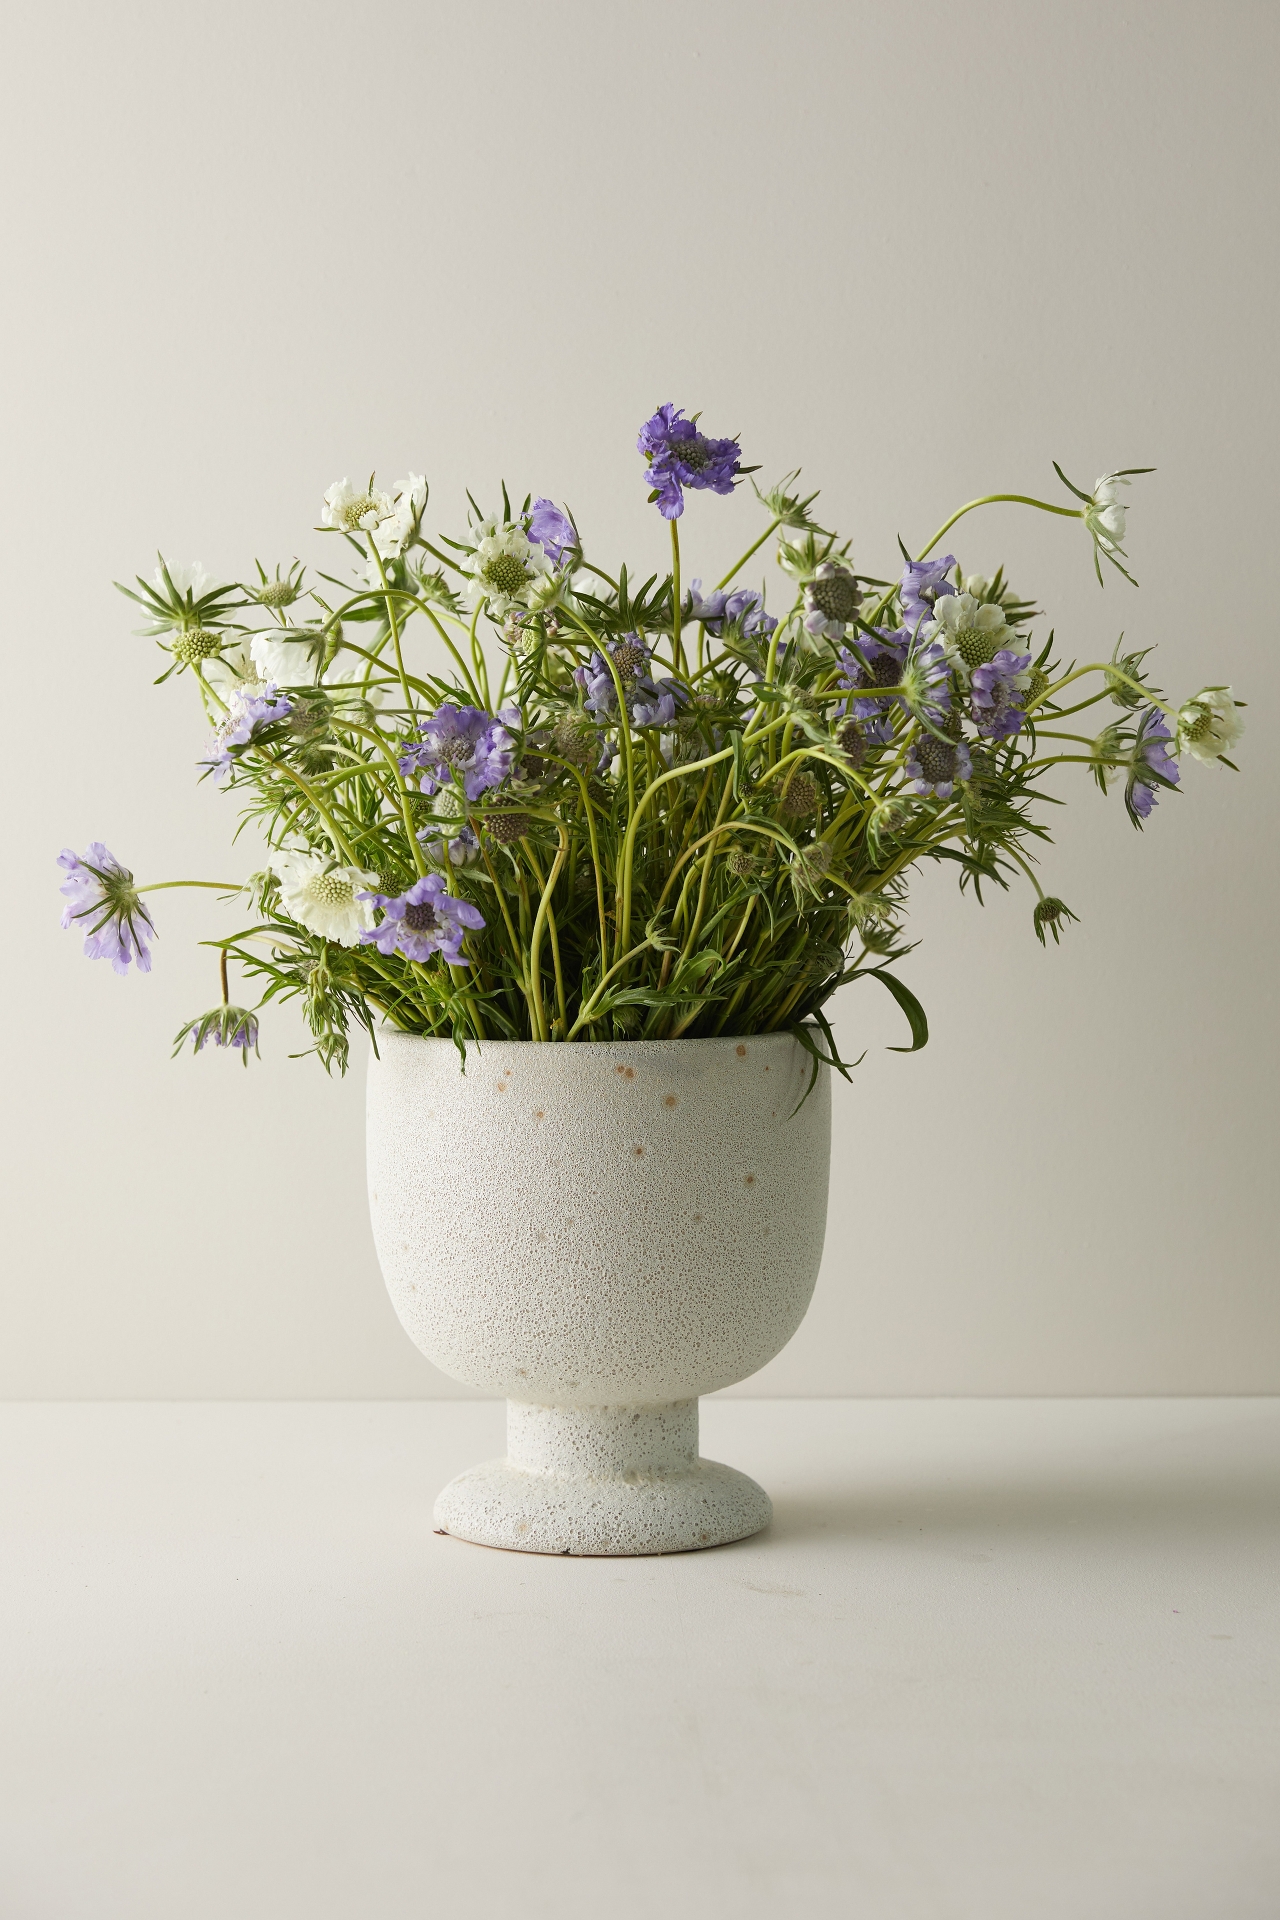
[2,0,1275,1398]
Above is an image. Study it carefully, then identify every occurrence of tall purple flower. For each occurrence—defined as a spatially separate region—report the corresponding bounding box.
[900,555,957,633]
[1126,707,1180,825]
[837,630,908,719]
[638,405,742,520]
[402,703,520,800]
[970,649,1032,739]
[527,499,578,568]
[686,580,777,640]
[58,843,155,975]
[358,874,485,965]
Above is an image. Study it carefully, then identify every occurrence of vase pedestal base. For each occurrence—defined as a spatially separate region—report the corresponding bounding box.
[432,1399,772,1557]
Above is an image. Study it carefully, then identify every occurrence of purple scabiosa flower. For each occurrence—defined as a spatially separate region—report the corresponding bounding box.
[403,703,521,800]
[358,873,485,965]
[900,555,957,632]
[58,844,156,975]
[686,580,776,640]
[905,728,973,800]
[970,649,1033,739]
[202,681,293,776]
[637,404,742,520]
[837,630,908,719]
[418,820,481,869]
[527,499,578,568]
[1126,707,1180,825]
[803,563,862,642]
[574,636,685,729]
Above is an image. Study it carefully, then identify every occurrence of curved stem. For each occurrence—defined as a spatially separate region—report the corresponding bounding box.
[717,517,782,592]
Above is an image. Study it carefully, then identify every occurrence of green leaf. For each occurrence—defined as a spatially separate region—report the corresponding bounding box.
[866,967,929,1052]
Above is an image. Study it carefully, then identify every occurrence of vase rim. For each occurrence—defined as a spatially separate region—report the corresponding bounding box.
[372,1027,799,1052]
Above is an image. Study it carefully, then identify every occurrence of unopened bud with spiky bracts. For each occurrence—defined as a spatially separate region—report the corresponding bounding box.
[171,627,224,667]
[777,769,821,817]
[1033,897,1078,946]
[484,811,532,845]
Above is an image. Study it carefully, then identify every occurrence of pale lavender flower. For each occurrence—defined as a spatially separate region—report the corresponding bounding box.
[403,703,521,800]
[418,820,481,868]
[574,635,685,729]
[905,730,972,799]
[527,499,578,567]
[686,579,776,639]
[970,648,1032,739]
[58,843,155,975]
[202,681,293,775]
[837,631,908,719]
[638,404,742,519]
[173,1003,259,1063]
[1126,707,1180,825]
[358,873,485,964]
[900,554,957,632]
[803,563,862,641]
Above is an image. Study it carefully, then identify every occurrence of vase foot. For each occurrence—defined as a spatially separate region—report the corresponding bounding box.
[433,1455,771,1556]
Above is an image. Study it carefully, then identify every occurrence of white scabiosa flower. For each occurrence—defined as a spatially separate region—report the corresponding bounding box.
[1085,474,1130,555]
[463,518,552,618]
[272,851,379,946]
[154,559,214,599]
[322,477,398,538]
[926,592,1020,682]
[1177,686,1244,762]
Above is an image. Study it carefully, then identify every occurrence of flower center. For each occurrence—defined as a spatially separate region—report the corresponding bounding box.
[339,495,379,531]
[809,572,861,622]
[915,737,958,783]
[403,900,438,932]
[955,626,999,668]
[308,873,354,907]
[1182,706,1213,741]
[482,553,529,598]
[674,437,709,471]
[610,641,648,675]
[173,627,223,662]
[435,735,475,765]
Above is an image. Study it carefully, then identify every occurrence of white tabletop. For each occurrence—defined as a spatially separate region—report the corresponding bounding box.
[2,1398,1277,1919]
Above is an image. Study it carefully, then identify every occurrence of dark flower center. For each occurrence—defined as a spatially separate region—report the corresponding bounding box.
[610,641,648,675]
[915,737,958,783]
[436,736,475,765]
[403,901,438,932]
[482,553,529,598]
[674,437,709,472]
[852,650,901,692]
[809,572,861,621]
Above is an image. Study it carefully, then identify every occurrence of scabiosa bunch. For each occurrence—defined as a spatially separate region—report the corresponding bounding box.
[1125,707,1181,824]
[402,704,521,800]
[638,405,742,519]
[358,874,485,965]
[58,844,155,974]
[71,421,1237,1071]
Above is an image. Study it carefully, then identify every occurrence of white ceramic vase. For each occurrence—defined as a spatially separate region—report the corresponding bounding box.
[367,1031,831,1555]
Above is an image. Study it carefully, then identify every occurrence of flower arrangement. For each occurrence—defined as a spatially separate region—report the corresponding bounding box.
[60,407,1243,1081]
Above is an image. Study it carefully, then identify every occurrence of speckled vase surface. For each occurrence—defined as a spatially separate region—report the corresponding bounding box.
[367,1031,831,1555]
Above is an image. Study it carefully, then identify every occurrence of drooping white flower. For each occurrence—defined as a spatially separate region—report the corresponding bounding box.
[463,517,552,618]
[1085,474,1130,555]
[272,850,380,946]
[154,559,214,599]
[925,591,1020,682]
[1177,686,1244,762]
[367,473,429,558]
[322,477,398,538]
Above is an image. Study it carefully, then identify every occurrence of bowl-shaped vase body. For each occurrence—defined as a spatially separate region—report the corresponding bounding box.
[367,1032,831,1554]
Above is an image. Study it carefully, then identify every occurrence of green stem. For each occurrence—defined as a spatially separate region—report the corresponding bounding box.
[716,517,782,591]
[670,519,686,676]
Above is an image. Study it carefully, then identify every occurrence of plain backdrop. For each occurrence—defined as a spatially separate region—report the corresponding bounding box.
[1,0,1275,1400]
